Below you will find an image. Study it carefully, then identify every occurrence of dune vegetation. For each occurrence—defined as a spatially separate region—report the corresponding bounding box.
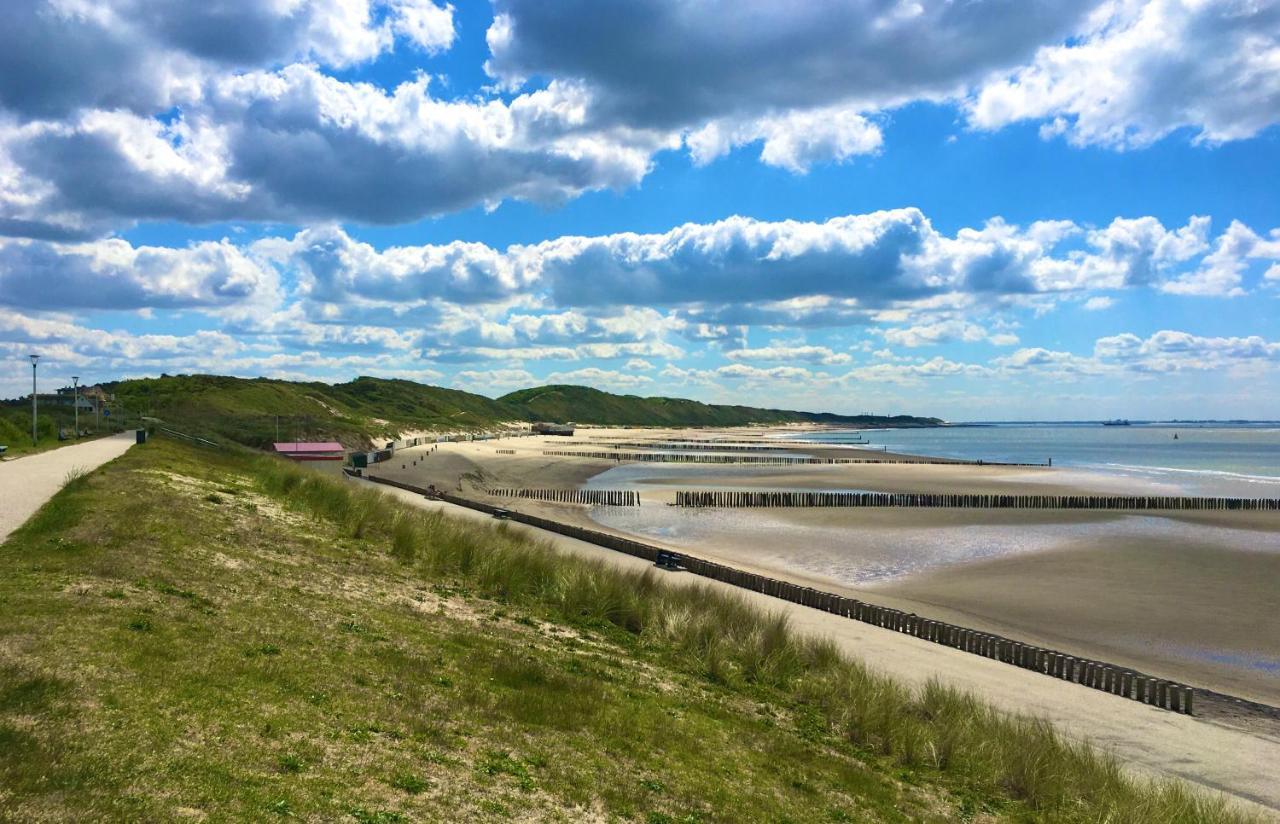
[0,437,1247,822]
[0,403,115,458]
[87,374,941,450]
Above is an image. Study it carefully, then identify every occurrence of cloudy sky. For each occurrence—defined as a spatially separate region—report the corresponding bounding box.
[2,0,1279,419]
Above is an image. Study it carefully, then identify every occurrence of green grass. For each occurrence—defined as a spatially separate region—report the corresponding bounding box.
[92,373,940,450]
[499,384,942,428]
[0,405,118,458]
[0,439,1250,822]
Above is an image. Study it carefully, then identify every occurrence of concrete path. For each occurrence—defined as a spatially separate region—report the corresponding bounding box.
[363,479,1280,819]
[0,432,137,542]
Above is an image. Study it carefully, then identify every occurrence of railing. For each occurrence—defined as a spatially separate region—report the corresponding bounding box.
[156,427,220,449]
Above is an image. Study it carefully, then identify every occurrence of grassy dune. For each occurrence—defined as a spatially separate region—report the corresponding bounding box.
[95,374,940,450]
[496,384,940,428]
[0,439,1248,822]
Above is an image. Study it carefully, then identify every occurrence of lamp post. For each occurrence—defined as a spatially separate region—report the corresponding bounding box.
[72,376,79,438]
[29,354,39,447]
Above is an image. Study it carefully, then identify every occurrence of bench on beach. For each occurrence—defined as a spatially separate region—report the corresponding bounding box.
[654,550,685,571]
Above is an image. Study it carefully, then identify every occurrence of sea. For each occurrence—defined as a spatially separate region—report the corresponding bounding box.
[781,422,1280,498]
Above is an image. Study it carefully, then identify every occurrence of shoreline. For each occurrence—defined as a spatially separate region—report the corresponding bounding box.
[371,426,1280,707]
[782,423,1280,498]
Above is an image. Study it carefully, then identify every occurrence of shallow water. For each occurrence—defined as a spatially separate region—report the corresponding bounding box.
[582,461,1280,584]
[587,503,1280,585]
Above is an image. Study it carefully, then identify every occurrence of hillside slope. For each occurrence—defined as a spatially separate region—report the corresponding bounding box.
[99,374,940,448]
[500,384,940,428]
[105,375,520,448]
[0,439,1238,822]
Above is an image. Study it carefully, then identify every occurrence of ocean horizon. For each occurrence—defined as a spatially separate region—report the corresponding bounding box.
[784,422,1280,497]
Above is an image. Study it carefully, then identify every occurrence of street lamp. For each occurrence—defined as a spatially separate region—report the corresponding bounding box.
[29,354,39,447]
[72,376,79,438]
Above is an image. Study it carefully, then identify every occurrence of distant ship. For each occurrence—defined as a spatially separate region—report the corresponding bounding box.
[1102,419,1131,426]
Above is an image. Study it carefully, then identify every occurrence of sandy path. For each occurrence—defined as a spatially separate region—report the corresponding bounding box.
[0,432,137,542]
[360,478,1280,818]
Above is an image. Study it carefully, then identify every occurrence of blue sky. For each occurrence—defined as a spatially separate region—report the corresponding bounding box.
[2,0,1280,420]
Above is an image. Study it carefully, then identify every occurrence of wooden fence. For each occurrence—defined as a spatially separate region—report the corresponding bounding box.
[673,490,1280,511]
[487,488,639,506]
[356,471,1194,714]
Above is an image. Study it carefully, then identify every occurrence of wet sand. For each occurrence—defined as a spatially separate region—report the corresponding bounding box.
[373,427,1280,707]
[885,538,1280,706]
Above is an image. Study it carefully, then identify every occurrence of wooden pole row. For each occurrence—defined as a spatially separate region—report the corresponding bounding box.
[486,488,640,506]
[353,470,1196,716]
[567,440,803,452]
[672,490,1280,511]
[541,450,1047,468]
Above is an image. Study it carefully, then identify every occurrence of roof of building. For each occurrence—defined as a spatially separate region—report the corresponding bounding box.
[272,441,345,453]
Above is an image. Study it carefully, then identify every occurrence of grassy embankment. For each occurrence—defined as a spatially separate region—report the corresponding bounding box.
[99,374,942,450]
[0,404,115,458]
[0,438,1243,822]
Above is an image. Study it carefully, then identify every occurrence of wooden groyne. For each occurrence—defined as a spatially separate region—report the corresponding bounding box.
[487,488,639,506]
[572,440,804,453]
[673,490,1280,511]
[355,470,1195,714]
[542,449,1047,467]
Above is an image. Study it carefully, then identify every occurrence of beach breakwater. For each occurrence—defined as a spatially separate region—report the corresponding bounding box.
[357,471,1195,715]
[542,450,1047,467]
[488,488,640,506]
[673,490,1280,511]
[565,440,804,452]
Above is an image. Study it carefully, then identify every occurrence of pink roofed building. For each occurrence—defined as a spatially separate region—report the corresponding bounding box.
[272,441,345,461]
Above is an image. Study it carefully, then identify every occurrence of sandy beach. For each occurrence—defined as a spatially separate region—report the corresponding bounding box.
[371,426,1280,708]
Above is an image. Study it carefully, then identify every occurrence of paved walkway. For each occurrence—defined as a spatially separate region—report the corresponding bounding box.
[364,479,1280,819]
[0,432,137,542]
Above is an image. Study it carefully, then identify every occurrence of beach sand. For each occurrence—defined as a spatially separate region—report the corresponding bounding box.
[372,427,1280,707]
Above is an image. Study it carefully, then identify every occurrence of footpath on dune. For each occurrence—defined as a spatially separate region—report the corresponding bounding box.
[364,477,1280,819]
[0,431,136,542]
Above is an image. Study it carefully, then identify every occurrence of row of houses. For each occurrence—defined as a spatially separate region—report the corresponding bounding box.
[23,384,115,411]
